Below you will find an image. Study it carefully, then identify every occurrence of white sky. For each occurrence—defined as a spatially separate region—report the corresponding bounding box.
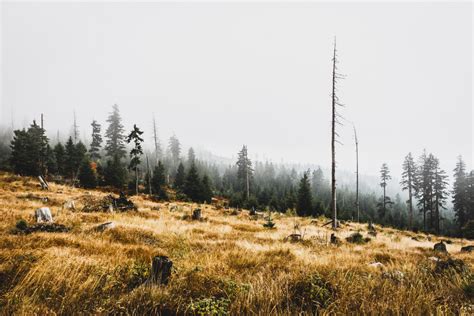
[1,1,472,178]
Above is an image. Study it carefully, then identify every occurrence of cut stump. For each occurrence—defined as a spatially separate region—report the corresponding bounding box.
[145,256,173,286]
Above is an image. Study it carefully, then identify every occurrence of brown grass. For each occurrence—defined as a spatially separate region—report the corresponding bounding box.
[0,172,473,315]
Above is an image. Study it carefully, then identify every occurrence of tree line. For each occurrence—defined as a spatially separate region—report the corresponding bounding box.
[1,104,473,238]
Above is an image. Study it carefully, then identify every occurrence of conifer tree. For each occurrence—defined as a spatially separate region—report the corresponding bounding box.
[54,142,66,176]
[378,163,392,219]
[184,162,202,202]
[104,155,127,189]
[126,124,144,195]
[452,156,468,229]
[188,147,196,165]
[45,144,57,176]
[168,134,181,165]
[416,152,437,231]
[433,159,449,234]
[296,171,312,217]
[200,175,213,204]
[151,161,168,200]
[236,145,253,200]
[104,104,126,159]
[174,162,186,192]
[89,120,102,161]
[401,152,417,229]
[78,157,97,189]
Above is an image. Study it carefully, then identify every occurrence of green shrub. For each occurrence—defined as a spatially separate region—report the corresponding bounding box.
[290,273,334,311]
[15,219,28,231]
[188,297,230,316]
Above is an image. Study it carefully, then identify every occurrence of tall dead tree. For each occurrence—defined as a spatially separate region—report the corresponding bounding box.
[353,124,360,222]
[152,115,162,165]
[73,110,79,143]
[330,38,344,229]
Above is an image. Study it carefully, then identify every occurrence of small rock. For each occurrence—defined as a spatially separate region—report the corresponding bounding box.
[95,222,116,232]
[433,241,447,253]
[461,245,474,253]
[35,207,53,223]
[382,270,404,283]
[63,199,76,210]
[428,256,440,262]
[368,262,385,269]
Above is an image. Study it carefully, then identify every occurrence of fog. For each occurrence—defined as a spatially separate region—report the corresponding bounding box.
[1,1,472,178]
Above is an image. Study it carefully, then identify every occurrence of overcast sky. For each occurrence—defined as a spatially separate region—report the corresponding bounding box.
[1,1,472,178]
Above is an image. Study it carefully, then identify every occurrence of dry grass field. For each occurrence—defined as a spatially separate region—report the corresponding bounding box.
[0,172,473,315]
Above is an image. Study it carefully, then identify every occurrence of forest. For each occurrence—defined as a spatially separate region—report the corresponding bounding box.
[0,103,472,239]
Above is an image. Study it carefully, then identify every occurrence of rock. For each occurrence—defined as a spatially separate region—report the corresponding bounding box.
[382,270,404,283]
[35,207,53,223]
[368,262,385,269]
[192,208,202,220]
[63,199,76,210]
[428,256,440,262]
[433,241,448,253]
[461,245,474,253]
[95,222,116,232]
[145,255,173,286]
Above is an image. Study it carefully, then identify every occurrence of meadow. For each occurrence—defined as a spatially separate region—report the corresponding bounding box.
[0,172,473,315]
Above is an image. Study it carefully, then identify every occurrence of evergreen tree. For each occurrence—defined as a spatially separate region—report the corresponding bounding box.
[378,163,392,220]
[104,155,127,189]
[200,175,213,203]
[78,157,97,189]
[126,124,144,195]
[433,159,449,234]
[174,162,185,191]
[296,171,312,217]
[104,104,126,159]
[400,152,417,229]
[64,137,86,183]
[45,144,57,176]
[416,152,437,231]
[53,142,66,176]
[10,121,49,176]
[168,134,181,164]
[452,156,468,229]
[236,145,253,200]
[89,120,102,161]
[184,162,202,202]
[151,161,168,200]
[467,170,474,223]
[188,147,196,165]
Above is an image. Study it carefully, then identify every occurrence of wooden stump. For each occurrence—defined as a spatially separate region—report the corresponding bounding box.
[192,208,202,220]
[330,233,340,245]
[145,256,173,286]
[249,208,256,216]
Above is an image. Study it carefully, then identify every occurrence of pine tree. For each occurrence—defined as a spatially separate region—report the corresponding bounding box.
[296,171,312,217]
[53,142,66,176]
[433,159,449,234]
[64,137,86,183]
[168,134,181,165]
[104,155,127,189]
[45,144,57,176]
[10,129,30,175]
[89,120,102,161]
[188,147,196,165]
[378,163,392,220]
[174,162,186,192]
[126,124,144,195]
[200,175,213,204]
[400,152,417,229]
[236,145,253,200]
[452,156,468,229]
[151,161,168,200]
[184,162,202,202]
[78,157,97,189]
[416,152,437,231]
[104,104,126,159]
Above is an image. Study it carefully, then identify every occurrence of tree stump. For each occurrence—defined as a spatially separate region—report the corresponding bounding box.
[330,233,340,245]
[461,245,474,253]
[249,207,256,216]
[35,207,53,223]
[145,256,173,286]
[434,241,447,253]
[192,208,202,220]
[287,234,302,242]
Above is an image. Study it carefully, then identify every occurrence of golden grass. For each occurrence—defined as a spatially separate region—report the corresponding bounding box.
[0,172,473,315]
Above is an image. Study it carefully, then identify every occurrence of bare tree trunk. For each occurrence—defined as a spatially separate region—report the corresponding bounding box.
[153,115,159,165]
[408,171,413,229]
[146,155,152,195]
[331,39,337,229]
[135,168,139,196]
[353,125,359,222]
[246,164,250,200]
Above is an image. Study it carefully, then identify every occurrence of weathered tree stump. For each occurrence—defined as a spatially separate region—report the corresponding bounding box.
[35,207,53,223]
[192,208,202,220]
[145,256,173,286]
[249,207,256,216]
[38,176,49,190]
[330,233,340,245]
[434,241,447,253]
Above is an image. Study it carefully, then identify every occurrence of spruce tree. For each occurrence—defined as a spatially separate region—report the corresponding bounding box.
[236,145,253,200]
[168,134,181,164]
[400,152,417,229]
[78,157,97,189]
[45,144,57,176]
[53,142,66,176]
[151,161,168,200]
[433,159,449,234]
[416,152,437,231]
[89,120,102,161]
[126,124,144,195]
[200,174,213,203]
[184,162,202,202]
[174,162,185,192]
[378,163,392,220]
[452,156,468,229]
[104,155,127,189]
[296,171,312,217]
[104,104,126,159]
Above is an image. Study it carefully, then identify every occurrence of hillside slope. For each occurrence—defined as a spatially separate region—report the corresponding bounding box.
[0,172,472,315]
